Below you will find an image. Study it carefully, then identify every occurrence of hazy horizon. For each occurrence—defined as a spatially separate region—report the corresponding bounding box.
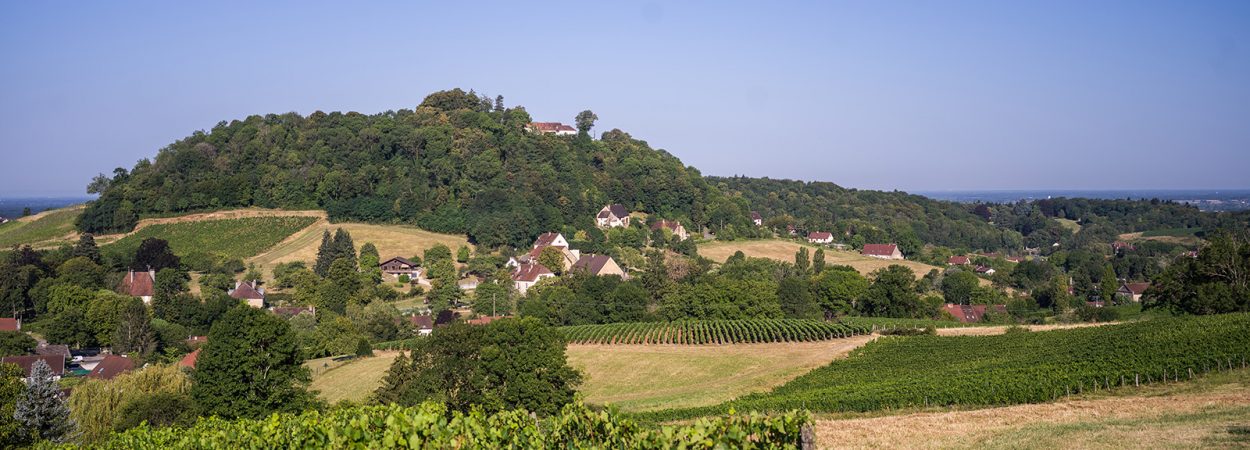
[2,2,1248,196]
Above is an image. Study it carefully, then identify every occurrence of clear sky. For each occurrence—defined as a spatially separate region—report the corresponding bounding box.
[2,1,1248,196]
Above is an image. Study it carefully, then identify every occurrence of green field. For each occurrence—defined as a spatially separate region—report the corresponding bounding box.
[307,353,401,404]
[103,216,318,261]
[647,313,1250,420]
[0,206,83,248]
[1141,227,1202,238]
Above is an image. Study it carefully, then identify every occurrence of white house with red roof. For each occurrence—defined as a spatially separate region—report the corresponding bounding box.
[596,204,631,228]
[948,255,971,266]
[228,280,266,308]
[511,262,555,295]
[750,211,763,227]
[118,269,156,304]
[861,244,903,260]
[526,122,577,135]
[522,232,579,270]
[807,232,833,244]
[651,220,689,241]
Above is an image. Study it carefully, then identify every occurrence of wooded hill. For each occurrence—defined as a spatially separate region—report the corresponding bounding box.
[76,88,1243,251]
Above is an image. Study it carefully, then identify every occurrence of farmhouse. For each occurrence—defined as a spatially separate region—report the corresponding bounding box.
[596,204,631,228]
[651,220,689,241]
[87,355,134,380]
[807,232,833,244]
[1117,282,1151,302]
[117,269,156,304]
[570,254,626,278]
[0,318,19,332]
[750,211,763,226]
[511,262,555,295]
[228,280,266,308]
[2,355,65,380]
[526,122,577,135]
[861,244,903,260]
[948,255,971,266]
[522,232,580,270]
[379,256,421,281]
[942,303,1008,323]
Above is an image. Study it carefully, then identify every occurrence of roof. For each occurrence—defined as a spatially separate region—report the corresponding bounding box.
[87,355,134,380]
[228,280,265,300]
[35,343,70,360]
[751,211,762,221]
[942,304,1008,323]
[1112,241,1136,251]
[186,335,208,346]
[410,315,434,330]
[380,256,416,267]
[533,232,563,248]
[0,318,18,332]
[861,244,899,256]
[529,122,577,133]
[1121,282,1151,295]
[117,270,155,298]
[808,231,833,240]
[974,265,994,273]
[466,315,504,326]
[2,355,65,377]
[179,348,200,369]
[571,254,615,275]
[651,220,682,231]
[948,256,970,265]
[512,262,554,282]
[599,204,629,219]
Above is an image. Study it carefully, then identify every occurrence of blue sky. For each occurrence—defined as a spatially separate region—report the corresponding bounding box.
[2,1,1248,196]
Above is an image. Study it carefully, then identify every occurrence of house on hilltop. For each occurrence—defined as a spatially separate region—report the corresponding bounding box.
[1117,282,1151,302]
[807,232,833,244]
[651,220,689,241]
[379,257,421,281]
[526,122,577,135]
[596,204,631,228]
[570,254,627,278]
[118,269,156,304]
[861,244,903,260]
[228,280,266,308]
[512,262,555,295]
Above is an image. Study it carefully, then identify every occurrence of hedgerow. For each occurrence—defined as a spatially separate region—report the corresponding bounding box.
[69,402,810,449]
[559,320,872,345]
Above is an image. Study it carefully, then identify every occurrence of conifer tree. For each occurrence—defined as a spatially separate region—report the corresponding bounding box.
[72,233,100,263]
[314,230,334,277]
[331,228,356,269]
[15,360,76,443]
[813,248,826,274]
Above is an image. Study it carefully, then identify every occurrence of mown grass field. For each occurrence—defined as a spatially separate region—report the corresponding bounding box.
[248,221,470,280]
[1055,218,1081,234]
[813,367,1250,449]
[567,337,876,412]
[103,216,318,261]
[306,352,401,405]
[699,239,954,280]
[0,205,83,248]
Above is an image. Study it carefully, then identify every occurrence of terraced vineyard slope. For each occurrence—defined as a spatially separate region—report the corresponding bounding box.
[559,320,872,345]
[103,216,319,261]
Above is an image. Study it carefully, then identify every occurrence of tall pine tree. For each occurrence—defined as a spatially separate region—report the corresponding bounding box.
[331,228,357,269]
[72,233,100,263]
[313,230,334,277]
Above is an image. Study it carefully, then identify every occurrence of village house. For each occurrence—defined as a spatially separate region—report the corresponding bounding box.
[2,355,65,381]
[807,232,833,244]
[410,315,434,336]
[87,355,134,380]
[521,232,580,270]
[0,318,19,332]
[228,280,266,308]
[117,269,156,304]
[526,122,577,135]
[511,261,555,295]
[975,265,996,275]
[458,276,483,290]
[651,220,689,241]
[948,255,971,266]
[942,304,1008,323]
[379,256,421,281]
[179,348,200,369]
[35,343,70,363]
[1117,282,1151,302]
[750,211,763,227]
[596,204,631,228]
[861,244,903,260]
[1111,241,1136,253]
[570,254,627,278]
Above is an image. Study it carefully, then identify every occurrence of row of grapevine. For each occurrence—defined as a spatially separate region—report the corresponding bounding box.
[81,401,811,449]
[559,320,872,345]
[644,312,1250,421]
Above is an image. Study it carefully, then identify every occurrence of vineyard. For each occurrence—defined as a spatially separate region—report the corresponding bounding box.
[559,320,872,345]
[645,313,1250,420]
[102,216,318,261]
[82,401,811,449]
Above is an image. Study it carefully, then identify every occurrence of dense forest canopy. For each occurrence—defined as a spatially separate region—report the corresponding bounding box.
[77,88,1249,252]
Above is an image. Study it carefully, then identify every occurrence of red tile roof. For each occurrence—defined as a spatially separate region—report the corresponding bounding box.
[861,244,899,257]
[808,231,833,240]
[228,280,265,300]
[942,304,1008,323]
[179,348,200,369]
[1121,282,1151,295]
[512,262,554,282]
[2,355,65,377]
[750,211,762,221]
[651,220,682,231]
[948,256,970,265]
[466,316,505,326]
[118,270,155,298]
[410,315,434,330]
[0,318,19,332]
[87,355,134,380]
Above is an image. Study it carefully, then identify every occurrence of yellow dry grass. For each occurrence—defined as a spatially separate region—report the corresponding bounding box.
[700,240,952,281]
[812,369,1250,449]
[1116,231,1202,246]
[934,322,1116,337]
[247,219,470,280]
[567,336,876,412]
[307,351,402,405]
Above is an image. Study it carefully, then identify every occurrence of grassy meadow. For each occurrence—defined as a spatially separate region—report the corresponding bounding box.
[103,216,318,261]
[307,352,401,404]
[247,221,470,280]
[0,205,83,248]
[699,239,954,280]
